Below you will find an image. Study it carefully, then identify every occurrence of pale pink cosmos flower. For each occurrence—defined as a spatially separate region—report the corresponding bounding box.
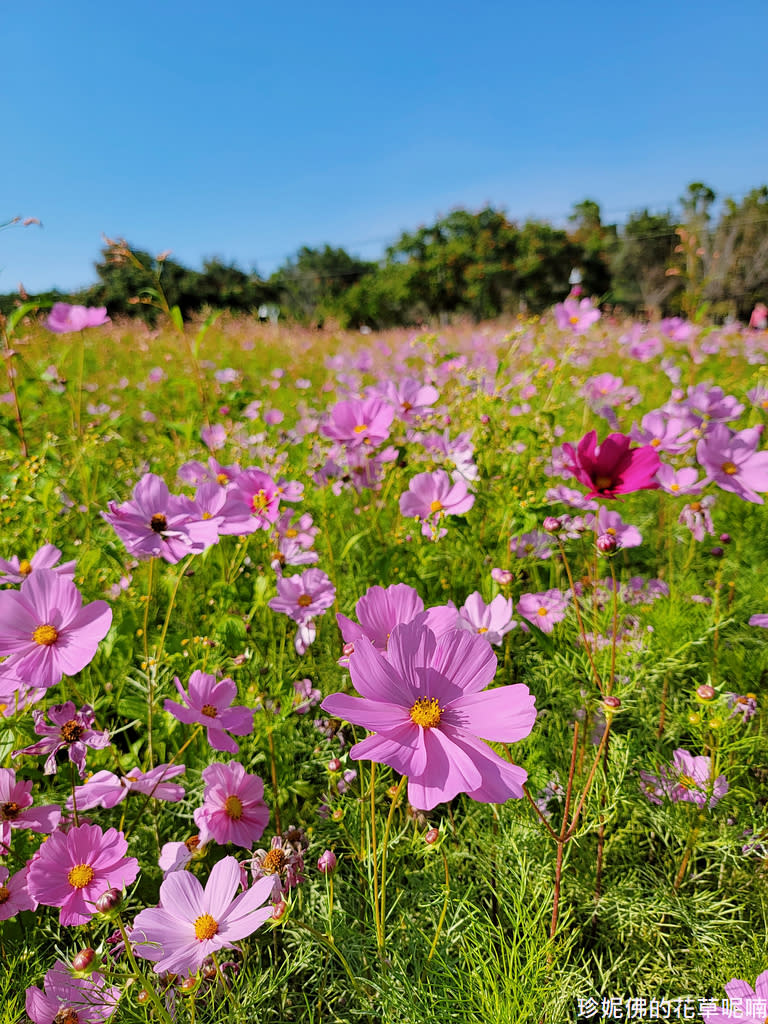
[46,303,110,333]
[66,763,186,812]
[13,702,110,777]
[399,470,474,531]
[0,543,76,584]
[0,570,112,688]
[0,768,61,853]
[696,424,768,504]
[322,619,536,811]
[321,397,395,447]
[380,378,440,423]
[131,856,274,977]
[25,961,120,1024]
[655,463,702,496]
[193,762,270,848]
[27,823,140,926]
[457,593,516,645]
[749,613,768,628]
[164,671,254,754]
[0,863,37,921]
[678,495,716,541]
[269,568,336,624]
[516,589,571,633]
[554,296,601,333]
[639,749,728,809]
[585,507,642,549]
[702,970,768,1024]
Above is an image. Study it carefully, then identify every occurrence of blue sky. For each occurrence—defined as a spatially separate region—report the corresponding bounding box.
[4,0,768,293]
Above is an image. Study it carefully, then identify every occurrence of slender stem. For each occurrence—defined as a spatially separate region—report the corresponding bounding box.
[522,783,560,841]
[115,914,175,1024]
[557,539,604,693]
[75,329,86,439]
[0,325,27,457]
[291,921,368,999]
[550,723,580,941]
[565,718,612,841]
[379,775,406,947]
[656,675,669,739]
[266,725,282,835]
[155,555,194,665]
[425,849,450,964]
[673,813,705,892]
[608,559,620,694]
[69,762,79,827]
[124,726,203,839]
[369,762,381,949]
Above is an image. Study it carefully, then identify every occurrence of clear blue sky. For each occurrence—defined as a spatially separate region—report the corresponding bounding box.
[4,0,768,294]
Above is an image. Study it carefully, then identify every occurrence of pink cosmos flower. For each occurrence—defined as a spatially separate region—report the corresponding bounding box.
[749,614,768,628]
[164,671,254,754]
[0,543,76,584]
[639,749,728,809]
[25,961,120,1024]
[268,568,336,624]
[585,507,642,549]
[27,823,140,926]
[251,833,306,900]
[457,592,516,645]
[0,768,61,853]
[321,619,536,811]
[102,472,217,562]
[399,470,474,535]
[702,970,768,1024]
[0,570,112,688]
[13,702,110,777]
[380,378,440,423]
[678,495,716,541]
[561,431,660,499]
[220,468,282,533]
[554,296,601,333]
[696,424,768,504]
[516,589,571,633]
[66,763,186,812]
[0,863,37,921]
[321,397,395,447]
[131,856,274,977]
[46,303,110,333]
[655,463,702,496]
[193,762,270,848]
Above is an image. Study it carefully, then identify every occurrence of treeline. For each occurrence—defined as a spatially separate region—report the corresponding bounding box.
[4,182,768,327]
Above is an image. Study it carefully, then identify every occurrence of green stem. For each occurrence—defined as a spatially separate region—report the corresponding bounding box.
[115,914,175,1024]
[379,775,406,949]
[369,762,381,950]
[425,849,450,964]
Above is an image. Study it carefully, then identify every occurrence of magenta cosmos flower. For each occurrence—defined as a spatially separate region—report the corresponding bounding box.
[131,856,274,977]
[14,702,110,777]
[702,970,768,1024]
[194,761,270,848]
[46,302,110,334]
[0,570,112,688]
[0,863,37,921]
[27,823,140,926]
[0,767,61,853]
[0,543,75,584]
[25,961,120,1024]
[321,618,536,811]
[696,424,768,504]
[561,431,660,499]
[321,397,395,447]
[164,671,254,754]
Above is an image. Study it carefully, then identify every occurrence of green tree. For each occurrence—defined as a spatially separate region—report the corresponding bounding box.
[568,199,618,298]
[611,210,682,316]
[270,246,374,323]
[704,187,768,318]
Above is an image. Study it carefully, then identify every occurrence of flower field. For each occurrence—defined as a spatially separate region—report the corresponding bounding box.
[0,298,767,1023]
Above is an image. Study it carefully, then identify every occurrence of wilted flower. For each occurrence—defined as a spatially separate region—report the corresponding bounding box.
[14,702,110,777]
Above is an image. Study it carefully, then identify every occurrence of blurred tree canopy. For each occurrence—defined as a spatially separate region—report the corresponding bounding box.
[3,183,768,327]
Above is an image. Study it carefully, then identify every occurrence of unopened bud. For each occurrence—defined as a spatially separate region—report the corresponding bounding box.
[317,849,337,874]
[179,977,197,995]
[386,784,400,799]
[72,948,96,973]
[271,899,288,921]
[95,887,122,914]
[342,642,355,657]
[696,684,716,701]
[136,990,150,1005]
[542,516,562,534]
[327,758,341,772]
[710,546,724,558]
[424,827,440,845]
[719,533,731,544]
[603,696,621,709]
[331,807,344,822]
[596,533,618,554]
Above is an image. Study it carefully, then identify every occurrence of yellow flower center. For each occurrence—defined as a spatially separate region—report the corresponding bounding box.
[33,623,59,646]
[0,885,10,905]
[537,607,548,617]
[67,864,95,889]
[202,511,212,520]
[670,483,680,492]
[150,513,167,533]
[569,315,579,325]
[678,774,696,789]
[409,696,442,729]
[60,720,85,744]
[721,461,738,475]
[477,626,488,634]
[52,1009,80,1024]
[689,501,702,512]
[284,528,298,538]
[194,913,219,941]
[261,848,287,874]
[252,490,269,513]
[201,703,218,718]
[216,473,229,485]
[606,527,616,535]
[18,559,33,576]
[224,795,243,820]
[650,438,661,447]
[594,475,613,491]
[353,424,368,434]
[0,801,21,821]
[429,500,443,514]
[297,594,312,608]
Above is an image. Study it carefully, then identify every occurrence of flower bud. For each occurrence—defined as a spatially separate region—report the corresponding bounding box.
[342,642,355,658]
[719,533,731,544]
[179,977,198,995]
[696,684,716,701]
[542,516,562,534]
[331,807,344,822]
[424,827,440,845]
[72,948,97,973]
[95,887,122,914]
[710,546,724,558]
[317,849,337,874]
[327,758,341,772]
[602,696,621,710]
[386,784,400,799]
[596,533,618,554]
[271,899,288,921]
[136,990,150,1005]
